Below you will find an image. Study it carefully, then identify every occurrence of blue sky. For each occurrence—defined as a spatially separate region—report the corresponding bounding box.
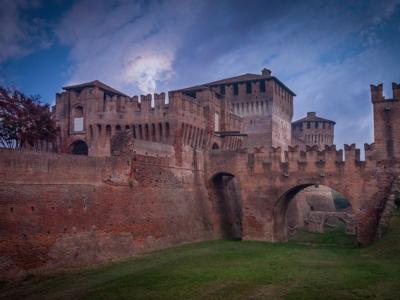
[0,0,399,149]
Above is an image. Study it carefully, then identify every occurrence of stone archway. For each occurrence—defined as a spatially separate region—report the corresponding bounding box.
[70,140,88,155]
[273,184,356,242]
[210,172,243,239]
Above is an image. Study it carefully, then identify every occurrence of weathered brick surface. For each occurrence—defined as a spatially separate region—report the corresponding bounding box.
[0,82,398,281]
[206,141,399,245]
[0,149,218,279]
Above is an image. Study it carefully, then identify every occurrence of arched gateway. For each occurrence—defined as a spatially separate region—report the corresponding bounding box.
[206,142,396,246]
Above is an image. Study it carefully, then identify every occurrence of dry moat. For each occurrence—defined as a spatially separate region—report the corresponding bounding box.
[1,209,400,300]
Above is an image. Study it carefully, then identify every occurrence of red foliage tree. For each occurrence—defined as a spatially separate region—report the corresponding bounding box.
[0,86,58,149]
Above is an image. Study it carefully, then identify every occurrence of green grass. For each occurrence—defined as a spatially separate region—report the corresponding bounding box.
[288,221,356,247]
[1,210,400,300]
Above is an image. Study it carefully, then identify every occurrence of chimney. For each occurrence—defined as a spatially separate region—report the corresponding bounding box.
[307,112,316,119]
[261,68,271,76]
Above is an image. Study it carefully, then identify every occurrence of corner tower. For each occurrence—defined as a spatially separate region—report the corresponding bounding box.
[371,83,400,161]
[291,112,335,150]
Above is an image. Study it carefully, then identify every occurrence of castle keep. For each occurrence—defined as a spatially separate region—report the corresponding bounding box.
[0,69,399,280]
[55,69,294,157]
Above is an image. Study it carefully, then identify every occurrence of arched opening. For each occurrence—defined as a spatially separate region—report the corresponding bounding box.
[70,140,88,155]
[212,143,220,150]
[210,172,242,240]
[106,125,111,137]
[274,184,356,244]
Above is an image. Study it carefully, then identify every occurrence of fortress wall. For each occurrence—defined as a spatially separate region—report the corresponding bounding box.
[0,149,216,280]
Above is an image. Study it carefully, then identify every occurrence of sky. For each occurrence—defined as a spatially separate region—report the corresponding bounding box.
[0,0,399,149]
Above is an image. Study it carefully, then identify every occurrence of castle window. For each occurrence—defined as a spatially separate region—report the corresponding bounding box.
[73,106,84,132]
[214,112,220,132]
[316,122,319,129]
[144,124,149,140]
[132,125,136,139]
[116,125,122,133]
[165,122,170,138]
[307,122,310,129]
[138,125,143,139]
[106,125,111,136]
[151,123,156,141]
[220,85,225,95]
[89,125,93,139]
[233,83,239,95]
[159,123,163,141]
[246,82,252,94]
[260,80,266,93]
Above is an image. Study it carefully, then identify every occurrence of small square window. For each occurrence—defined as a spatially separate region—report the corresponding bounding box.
[74,117,84,132]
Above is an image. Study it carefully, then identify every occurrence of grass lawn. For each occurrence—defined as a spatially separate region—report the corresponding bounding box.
[1,210,400,300]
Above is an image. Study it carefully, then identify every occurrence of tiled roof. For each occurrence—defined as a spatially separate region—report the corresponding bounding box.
[174,73,296,96]
[63,80,128,97]
[205,73,271,85]
[292,114,335,124]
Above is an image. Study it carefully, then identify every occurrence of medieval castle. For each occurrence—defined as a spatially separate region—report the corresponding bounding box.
[0,69,399,279]
[54,68,334,157]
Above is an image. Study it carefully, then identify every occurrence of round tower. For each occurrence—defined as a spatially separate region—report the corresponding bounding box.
[291,112,335,150]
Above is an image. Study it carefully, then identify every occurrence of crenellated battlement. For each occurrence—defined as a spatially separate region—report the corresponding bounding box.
[371,82,400,160]
[371,82,400,102]
[243,144,374,169]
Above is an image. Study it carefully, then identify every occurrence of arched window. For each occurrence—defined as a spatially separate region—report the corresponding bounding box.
[70,140,88,155]
[212,143,220,149]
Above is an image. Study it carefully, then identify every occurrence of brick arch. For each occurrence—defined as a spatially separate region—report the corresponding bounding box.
[209,171,243,239]
[69,139,88,155]
[272,183,356,242]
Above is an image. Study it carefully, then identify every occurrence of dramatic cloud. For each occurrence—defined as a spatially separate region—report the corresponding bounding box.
[166,0,400,148]
[0,0,50,63]
[56,0,199,94]
[1,0,399,149]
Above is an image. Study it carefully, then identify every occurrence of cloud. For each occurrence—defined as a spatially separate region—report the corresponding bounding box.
[1,0,399,150]
[167,0,400,148]
[56,0,200,95]
[0,0,50,63]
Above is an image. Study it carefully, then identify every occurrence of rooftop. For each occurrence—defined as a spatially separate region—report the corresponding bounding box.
[63,80,128,97]
[292,112,336,124]
[174,69,296,96]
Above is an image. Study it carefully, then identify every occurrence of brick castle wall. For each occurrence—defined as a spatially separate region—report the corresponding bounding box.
[0,148,221,279]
